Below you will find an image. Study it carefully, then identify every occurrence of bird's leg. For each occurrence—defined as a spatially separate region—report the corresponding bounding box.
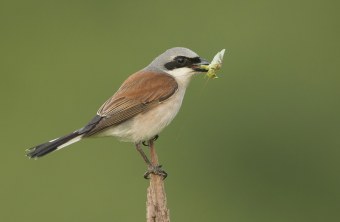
[136,138,167,180]
[144,139,167,180]
[135,142,152,166]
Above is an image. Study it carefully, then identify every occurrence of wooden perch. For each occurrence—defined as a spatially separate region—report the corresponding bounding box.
[146,140,170,222]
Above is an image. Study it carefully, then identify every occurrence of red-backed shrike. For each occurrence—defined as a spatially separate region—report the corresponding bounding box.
[26,47,210,178]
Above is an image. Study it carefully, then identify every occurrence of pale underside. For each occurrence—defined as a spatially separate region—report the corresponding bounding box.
[95,87,186,142]
[85,68,193,142]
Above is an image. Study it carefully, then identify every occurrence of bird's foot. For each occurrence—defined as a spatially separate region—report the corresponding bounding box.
[142,135,159,146]
[144,164,167,180]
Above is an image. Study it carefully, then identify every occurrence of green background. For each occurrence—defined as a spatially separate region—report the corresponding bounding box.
[1,0,339,221]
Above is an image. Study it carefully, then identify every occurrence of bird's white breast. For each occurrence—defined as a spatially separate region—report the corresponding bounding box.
[96,70,193,143]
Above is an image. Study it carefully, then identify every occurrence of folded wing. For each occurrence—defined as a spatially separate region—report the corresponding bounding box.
[84,71,178,136]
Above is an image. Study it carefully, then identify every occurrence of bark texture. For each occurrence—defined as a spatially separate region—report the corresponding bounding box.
[146,140,170,222]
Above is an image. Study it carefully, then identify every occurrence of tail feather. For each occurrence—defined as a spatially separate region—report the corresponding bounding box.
[26,131,82,158]
[26,115,103,159]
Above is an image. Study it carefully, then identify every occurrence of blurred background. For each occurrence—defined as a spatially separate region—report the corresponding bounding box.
[1,0,339,221]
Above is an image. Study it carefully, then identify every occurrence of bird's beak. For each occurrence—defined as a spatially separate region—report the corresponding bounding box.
[192,58,210,72]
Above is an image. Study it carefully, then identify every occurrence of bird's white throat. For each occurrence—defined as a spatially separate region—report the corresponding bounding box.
[166,67,195,88]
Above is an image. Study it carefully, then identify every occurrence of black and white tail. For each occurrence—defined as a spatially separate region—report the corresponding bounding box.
[26,115,103,158]
[26,131,83,158]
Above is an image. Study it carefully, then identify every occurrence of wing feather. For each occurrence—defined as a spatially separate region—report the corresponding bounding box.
[84,71,178,136]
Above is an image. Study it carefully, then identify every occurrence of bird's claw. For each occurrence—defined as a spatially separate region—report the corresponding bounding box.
[142,135,159,146]
[143,164,168,180]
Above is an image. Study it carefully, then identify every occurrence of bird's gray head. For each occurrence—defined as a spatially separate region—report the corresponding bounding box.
[144,47,210,80]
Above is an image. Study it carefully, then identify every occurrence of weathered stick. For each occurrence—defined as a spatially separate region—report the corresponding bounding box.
[146,140,170,222]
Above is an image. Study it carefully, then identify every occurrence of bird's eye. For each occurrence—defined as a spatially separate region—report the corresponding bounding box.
[164,56,190,70]
[175,57,186,65]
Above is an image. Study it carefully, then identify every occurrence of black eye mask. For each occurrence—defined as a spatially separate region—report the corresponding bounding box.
[164,56,201,70]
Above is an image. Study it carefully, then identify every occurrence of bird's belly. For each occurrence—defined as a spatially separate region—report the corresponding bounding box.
[97,89,185,142]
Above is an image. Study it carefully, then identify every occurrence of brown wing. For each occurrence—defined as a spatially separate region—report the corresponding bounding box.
[84,71,178,136]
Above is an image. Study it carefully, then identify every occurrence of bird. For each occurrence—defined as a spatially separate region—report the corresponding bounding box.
[26,47,210,178]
